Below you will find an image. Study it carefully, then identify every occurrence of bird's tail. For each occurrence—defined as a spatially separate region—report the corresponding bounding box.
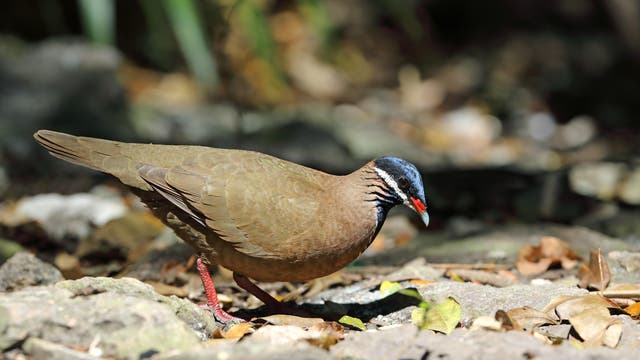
[33,130,149,189]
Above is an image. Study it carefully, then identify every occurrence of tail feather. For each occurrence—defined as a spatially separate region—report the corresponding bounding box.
[33,130,150,189]
[34,130,101,171]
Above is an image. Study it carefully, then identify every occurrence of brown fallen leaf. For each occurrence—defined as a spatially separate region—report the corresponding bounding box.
[578,249,611,290]
[218,321,255,339]
[570,306,622,348]
[409,279,436,286]
[494,310,523,331]
[447,269,518,287]
[307,321,345,349]
[506,306,558,329]
[550,294,619,320]
[517,236,580,275]
[54,252,83,279]
[601,321,623,348]
[542,294,623,348]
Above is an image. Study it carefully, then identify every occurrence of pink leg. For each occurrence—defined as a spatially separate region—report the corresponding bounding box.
[196,257,243,323]
[233,272,315,317]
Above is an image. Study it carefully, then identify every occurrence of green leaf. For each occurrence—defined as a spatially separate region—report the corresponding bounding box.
[161,0,219,88]
[398,288,424,302]
[412,297,461,335]
[379,280,403,296]
[78,0,114,45]
[339,315,366,331]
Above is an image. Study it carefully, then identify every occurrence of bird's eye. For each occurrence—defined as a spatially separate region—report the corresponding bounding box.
[398,177,409,188]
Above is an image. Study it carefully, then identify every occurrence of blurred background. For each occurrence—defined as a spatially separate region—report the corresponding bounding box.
[1,0,640,271]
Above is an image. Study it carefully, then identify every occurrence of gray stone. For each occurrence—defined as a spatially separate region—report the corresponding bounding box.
[0,285,200,359]
[619,167,640,205]
[55,277,217,340]
[608,251,640,283]
[0,252,63,291]
[155,340,330,360]
[15,193,127,242]
[569,162,627,201]
[330,324,640,360]
[23,337,99,360]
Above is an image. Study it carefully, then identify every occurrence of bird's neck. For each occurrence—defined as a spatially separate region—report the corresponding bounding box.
[341,162,401,237]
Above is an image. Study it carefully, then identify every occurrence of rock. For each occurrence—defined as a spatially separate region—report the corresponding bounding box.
[0,252,63,291]
[23,337,99,360]
[0,287,199,359]
[0,277,217,359]
[569,162,627,201]
[330,324,640,359]
[608,251,640,283]
[55,277,217,340]
[619,167,640,205]
[154,340,330,360]
[15,193,127,241]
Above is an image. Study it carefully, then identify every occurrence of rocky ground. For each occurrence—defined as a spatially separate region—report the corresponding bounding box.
[0,222,639,360]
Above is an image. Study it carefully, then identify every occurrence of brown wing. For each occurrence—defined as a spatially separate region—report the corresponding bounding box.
[138,150,329,259]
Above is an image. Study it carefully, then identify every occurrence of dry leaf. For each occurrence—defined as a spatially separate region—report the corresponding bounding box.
[410,279,436,286]
[624,302,640,317]
[506,306,558,329]
[470,316,502,331]
[220,322,255,339]
[516,236,580,275]
[494,310,523,331]
[602,320,623,348]
[569,305,610,344]
[306,322,345,349]
[542,294,623,348]
[553,294,619,320]
[256,314,324,327]
[578,249,611,290]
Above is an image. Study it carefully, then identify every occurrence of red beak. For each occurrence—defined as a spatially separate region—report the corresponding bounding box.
[410,196,430,227]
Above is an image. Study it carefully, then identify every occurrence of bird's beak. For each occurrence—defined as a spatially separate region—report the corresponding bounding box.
[410,197,430,228]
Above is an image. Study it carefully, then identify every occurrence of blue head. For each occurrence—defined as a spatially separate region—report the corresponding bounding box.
[372,157,429,227]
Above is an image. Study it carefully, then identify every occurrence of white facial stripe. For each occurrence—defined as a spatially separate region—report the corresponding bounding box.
[373,167,408,202]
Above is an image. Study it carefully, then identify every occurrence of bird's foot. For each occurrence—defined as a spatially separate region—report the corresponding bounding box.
[196,257,245,324]
[198,304,245,324]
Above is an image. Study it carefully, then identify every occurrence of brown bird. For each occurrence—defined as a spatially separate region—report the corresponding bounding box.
[34,130,429,322]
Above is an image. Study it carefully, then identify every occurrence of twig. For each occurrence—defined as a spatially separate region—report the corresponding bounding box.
[600,289,640,299]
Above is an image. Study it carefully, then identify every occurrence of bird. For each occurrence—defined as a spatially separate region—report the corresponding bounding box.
[34,130,430,322]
